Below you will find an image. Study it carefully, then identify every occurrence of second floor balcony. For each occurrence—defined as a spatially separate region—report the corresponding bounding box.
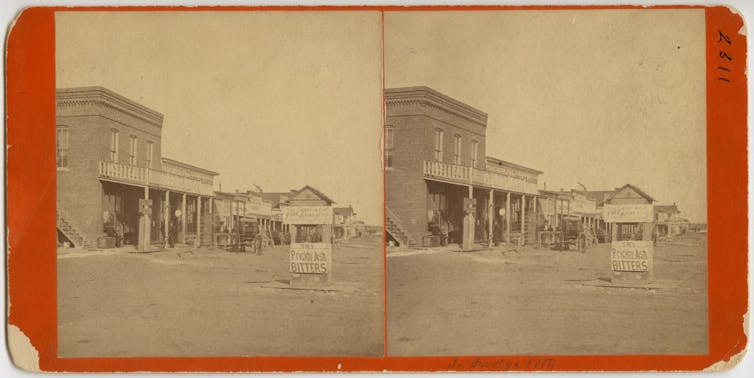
[98,160,215,196]
[423,160,539,195]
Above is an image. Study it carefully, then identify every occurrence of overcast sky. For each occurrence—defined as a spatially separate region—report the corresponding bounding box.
[56,11,383,225]
[56,9,709,224]
[385,9,707,223]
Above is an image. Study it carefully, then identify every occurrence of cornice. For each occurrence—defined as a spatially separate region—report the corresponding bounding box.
[161,157,219,176]
[56,86,164,127]
[486,156,543,175]
[385,86,488,127]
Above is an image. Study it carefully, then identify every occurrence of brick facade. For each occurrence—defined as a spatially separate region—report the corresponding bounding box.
[385,87,489,245]
[385,86,545,247]
[56,87,217,248]
[57,87,164,246]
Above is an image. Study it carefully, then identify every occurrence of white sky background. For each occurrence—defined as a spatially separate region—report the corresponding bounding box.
[386,10,708,223]
[56,11,384,225]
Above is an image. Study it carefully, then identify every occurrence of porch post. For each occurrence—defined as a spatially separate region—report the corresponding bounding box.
[181,193,187,245]
[231,200,236,230]
[196,196,201,247]
[521,195,526,245]
[209,197,216,247]
[143,184,150,250]
[462,183,474,251]
[488,189,493,247]
[164,190,170,243]
[533,195,538,243]
[554,198,559,225]
[505,192,511,243]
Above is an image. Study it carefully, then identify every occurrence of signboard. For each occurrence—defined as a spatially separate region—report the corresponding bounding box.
[611,240,653,272]
[569,197,596,215]
[245,195,274,216]
[283,206,333,225]
[289,242,332,275]
[603,204,654,223]
[138,198,153,215]
[538,198,554,216]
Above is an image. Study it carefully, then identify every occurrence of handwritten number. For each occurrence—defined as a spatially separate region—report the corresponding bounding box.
[718,30,732,44]
[717,30,733,83]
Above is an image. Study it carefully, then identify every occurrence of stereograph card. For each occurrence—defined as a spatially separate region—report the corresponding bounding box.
[3,3,748,374]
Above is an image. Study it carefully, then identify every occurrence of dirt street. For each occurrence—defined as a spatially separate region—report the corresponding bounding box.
[58,236,384,357]
[387,232,708,356]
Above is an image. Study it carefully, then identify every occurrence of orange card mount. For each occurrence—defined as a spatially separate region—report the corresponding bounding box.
[5,5,747,372]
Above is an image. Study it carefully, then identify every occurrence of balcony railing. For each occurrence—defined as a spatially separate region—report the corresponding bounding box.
[423,160,538,195]
[99,160,214,196]
[99,160,147,183]
[423,160,471,182]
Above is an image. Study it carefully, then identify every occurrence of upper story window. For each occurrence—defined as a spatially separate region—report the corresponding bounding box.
[56,126,69,168]
[129,135,138,165]
[109,129,119,162]
[471,140,479,167]
[453,134,462,165]
[147,141,154,169]
[385,126,394,168]
[434,128,444,162]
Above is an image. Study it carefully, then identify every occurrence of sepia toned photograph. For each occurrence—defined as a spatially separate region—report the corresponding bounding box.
[3,2,747,374]
[384,9,709,356]
[54,11,384,357]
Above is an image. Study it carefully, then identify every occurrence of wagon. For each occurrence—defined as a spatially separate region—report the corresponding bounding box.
[554,215,586,253]
[228,217,263,254]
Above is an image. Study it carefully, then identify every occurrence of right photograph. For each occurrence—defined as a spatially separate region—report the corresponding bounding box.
[384,9,708,356]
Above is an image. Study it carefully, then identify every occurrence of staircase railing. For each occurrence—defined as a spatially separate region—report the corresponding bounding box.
[386,206,411,246]
[56,205,90,247]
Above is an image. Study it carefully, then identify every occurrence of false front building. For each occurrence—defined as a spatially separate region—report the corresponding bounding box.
[56,87,218,249]
[385,86,543,248]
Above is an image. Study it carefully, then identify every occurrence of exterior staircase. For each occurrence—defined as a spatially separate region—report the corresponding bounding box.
[386,207,415,247]
[56,207,91,248]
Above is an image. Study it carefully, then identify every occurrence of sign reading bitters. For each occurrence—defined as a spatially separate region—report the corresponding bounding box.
[290,243,332,274]
[282,206,333,224]
[611,240,653,272]
[603,204,654,223]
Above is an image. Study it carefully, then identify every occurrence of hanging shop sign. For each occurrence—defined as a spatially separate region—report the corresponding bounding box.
[283,206,333,225]
[603,204,654,223]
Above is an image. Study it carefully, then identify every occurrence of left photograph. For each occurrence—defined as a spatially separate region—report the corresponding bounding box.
[55,11,384,357]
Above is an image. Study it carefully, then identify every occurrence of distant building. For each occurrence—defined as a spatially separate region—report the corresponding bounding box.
[536,190,572,230]
[601,184,656,241]
[553,189,606,236]
[56,87,217,248]
[334,205,358,240]
[582,190,616,208]
[260,191,294,209]
[286,185,337,244]
[211,189,289,246]
[654,203,688,237]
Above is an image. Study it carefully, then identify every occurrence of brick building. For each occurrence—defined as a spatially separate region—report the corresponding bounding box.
[385,86,543,247]
[56,87,218,248]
